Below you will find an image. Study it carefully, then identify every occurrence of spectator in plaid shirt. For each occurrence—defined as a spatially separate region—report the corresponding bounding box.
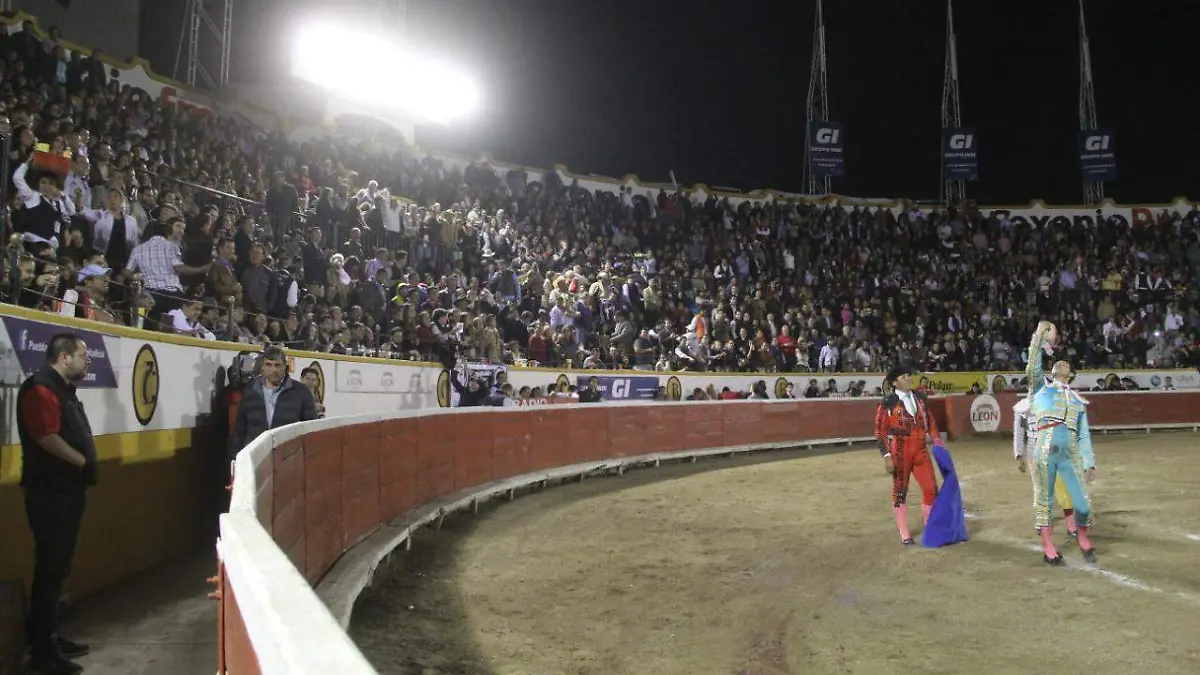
[122,217,210,329]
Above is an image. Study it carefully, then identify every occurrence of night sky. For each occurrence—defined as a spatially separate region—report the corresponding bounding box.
[139,0,1199,205]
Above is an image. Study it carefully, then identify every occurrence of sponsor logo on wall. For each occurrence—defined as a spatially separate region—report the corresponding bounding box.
[1,317,117,388]
[577,375,659,400]
[437,370,451,407]
[969,394,1002,433]
[775,377,791,399]
[333,361,407,394]
[666,376,682,401]
[306,361,325,403]
[131,344,160,426]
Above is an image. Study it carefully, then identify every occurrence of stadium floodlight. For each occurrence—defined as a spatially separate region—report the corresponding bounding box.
[291,22,480,126]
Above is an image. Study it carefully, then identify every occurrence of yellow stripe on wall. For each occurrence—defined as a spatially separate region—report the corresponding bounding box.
[0,428,194,485]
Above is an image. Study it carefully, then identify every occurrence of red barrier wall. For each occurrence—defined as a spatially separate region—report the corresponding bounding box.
[257,400,877,585]
[221,392,1200,673]
[945,390,1200,440]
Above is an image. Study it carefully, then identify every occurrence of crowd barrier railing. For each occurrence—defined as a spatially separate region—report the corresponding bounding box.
[217,391,1200,674]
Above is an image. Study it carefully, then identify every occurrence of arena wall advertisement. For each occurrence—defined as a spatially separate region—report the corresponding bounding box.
[500,368,1195,401]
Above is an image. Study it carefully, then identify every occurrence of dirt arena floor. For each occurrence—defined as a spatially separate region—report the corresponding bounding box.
[350,433,1200,675]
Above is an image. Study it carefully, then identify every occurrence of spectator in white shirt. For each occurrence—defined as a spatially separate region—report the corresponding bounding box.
[1164,305,1184,333]
[78,191,139,262]
[355,180,387,204]
[167,297,216,340]
[819,340,840,372]
[65,154,92,211]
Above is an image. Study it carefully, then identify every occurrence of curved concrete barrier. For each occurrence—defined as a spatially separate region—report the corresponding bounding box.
[218,392,1200,674]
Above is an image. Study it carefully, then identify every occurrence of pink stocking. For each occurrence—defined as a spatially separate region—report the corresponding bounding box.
[1064,512,1078,533]
[893,505,911,541]
[1076,525,1093,551]
[921,503,933,525]
[1040,527,1059,559]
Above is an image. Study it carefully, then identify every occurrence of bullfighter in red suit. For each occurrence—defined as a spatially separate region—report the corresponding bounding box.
[875,367,942,545]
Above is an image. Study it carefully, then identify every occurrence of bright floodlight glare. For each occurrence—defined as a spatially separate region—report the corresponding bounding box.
[291,23,479,125]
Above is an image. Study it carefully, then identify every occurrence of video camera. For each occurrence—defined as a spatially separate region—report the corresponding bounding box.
[227,350,263,388]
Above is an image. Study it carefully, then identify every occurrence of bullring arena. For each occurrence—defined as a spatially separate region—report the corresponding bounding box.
[349,433,1200,675]
[2,8,1200,674]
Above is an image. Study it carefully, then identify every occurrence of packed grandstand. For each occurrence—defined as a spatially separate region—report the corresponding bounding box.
[3,15,1199,396]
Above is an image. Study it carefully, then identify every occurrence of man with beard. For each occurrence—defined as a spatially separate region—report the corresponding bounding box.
[17,334,97,674]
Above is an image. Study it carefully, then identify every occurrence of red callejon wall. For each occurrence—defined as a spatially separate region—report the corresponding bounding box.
[220,392,1200,673]
[944,390,1200,439]
[248,400,878,602]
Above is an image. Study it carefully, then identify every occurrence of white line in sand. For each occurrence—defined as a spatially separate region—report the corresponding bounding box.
[963,512,1200,607]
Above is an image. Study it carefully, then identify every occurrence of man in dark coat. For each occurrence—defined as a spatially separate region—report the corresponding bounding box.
[231,345,318,456]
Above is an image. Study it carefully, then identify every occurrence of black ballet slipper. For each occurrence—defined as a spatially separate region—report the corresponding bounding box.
[1043,553,1065,566]
[901,538,915,546]
[1067,529,1078,539]
[1080,547,1097,563]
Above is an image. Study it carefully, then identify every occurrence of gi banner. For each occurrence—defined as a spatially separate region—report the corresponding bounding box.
[1078,129,1117,182]
[807,121,845,177]
[942,128,979,181]
[576,375,659,401]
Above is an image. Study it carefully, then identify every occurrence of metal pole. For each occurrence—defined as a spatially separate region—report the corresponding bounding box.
[221,0,233,87]
[226,296,237,341]
[172,0,194,82]
[187,0,201,87]
[941,0,965,208]
[0,125,11,242]
[804,0,831,197]
[1079,0,1103,204]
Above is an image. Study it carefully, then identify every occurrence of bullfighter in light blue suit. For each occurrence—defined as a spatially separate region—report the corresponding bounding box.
[1018,321,1098,565]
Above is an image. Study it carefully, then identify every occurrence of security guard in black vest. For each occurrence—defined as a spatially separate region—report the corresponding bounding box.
[17,333,97,675]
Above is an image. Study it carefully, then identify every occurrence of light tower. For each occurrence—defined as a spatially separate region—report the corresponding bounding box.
[941,0,965,207]
[1078,0,1103,204]
[172,0,233,90]
[802,0,831,197]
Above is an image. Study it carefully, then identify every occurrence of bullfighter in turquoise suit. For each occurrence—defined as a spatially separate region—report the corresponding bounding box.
[1018,321,1098,565]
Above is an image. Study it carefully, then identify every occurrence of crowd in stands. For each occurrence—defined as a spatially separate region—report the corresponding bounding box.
[2,18,1200,393]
